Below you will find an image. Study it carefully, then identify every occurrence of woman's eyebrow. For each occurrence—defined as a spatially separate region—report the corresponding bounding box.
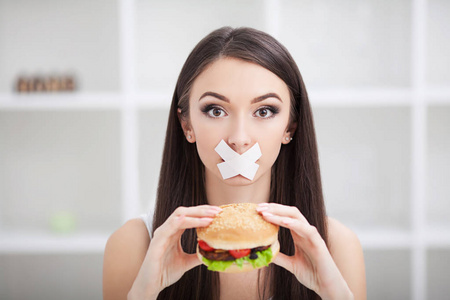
[251,93,283,104]
[198,91,283,103]
[199,91,229,103]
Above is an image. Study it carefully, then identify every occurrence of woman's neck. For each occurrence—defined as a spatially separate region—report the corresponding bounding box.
[204,170,271,206]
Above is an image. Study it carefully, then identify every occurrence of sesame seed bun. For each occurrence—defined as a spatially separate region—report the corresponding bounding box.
[196,203,279,249]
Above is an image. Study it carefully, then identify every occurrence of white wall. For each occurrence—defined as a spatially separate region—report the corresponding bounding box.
[1,0,449,299]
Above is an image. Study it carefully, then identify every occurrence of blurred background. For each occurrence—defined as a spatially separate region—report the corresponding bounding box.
[0,0,449,299]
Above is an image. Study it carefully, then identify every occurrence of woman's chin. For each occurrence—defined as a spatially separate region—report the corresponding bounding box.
[222,174,256,186]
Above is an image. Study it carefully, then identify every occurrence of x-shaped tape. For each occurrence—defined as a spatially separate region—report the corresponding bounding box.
[214,139,262,180]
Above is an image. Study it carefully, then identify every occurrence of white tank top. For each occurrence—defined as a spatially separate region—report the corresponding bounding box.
[139,213,153,238]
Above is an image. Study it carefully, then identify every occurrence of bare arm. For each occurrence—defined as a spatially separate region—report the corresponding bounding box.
[103,219,150,300]
[327,217,367,300]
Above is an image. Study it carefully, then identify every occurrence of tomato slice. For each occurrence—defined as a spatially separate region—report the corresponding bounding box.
[229,249,251,259]
[198,240,215,252]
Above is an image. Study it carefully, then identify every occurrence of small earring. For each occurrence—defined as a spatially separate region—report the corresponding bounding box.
[188,135,192,139]
[285,137,290,141]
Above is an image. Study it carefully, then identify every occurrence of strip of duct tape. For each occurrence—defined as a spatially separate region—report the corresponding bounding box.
[214,139,262,180]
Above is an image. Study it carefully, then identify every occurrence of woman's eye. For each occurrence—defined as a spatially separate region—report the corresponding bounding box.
[255,107,274,118]
[207,107,226,118]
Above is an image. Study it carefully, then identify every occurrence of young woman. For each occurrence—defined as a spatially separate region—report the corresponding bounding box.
[103,26,366,300]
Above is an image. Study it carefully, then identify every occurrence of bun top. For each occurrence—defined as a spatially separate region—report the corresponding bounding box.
[196,203,279,250]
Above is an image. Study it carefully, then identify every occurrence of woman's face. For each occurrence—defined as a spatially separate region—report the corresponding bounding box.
[184,57,294,185]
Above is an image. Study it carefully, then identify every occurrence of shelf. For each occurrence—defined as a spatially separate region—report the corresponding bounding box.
[425,227,450,248]
[0,87,448,111]
[426,87,450,104]
[0,92,172,110]
[2,227,449,254]
[135,93,172,109]
[0,232,108,254]
[0,93,122,110]
[357,228,450,249]
[357,229,413,249]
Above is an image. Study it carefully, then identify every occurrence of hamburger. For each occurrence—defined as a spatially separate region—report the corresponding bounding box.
[196,203,280,273]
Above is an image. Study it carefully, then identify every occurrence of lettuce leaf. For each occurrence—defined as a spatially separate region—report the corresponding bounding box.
[202,248,273,272]
[202,258,234,272]
[248,248,273,269]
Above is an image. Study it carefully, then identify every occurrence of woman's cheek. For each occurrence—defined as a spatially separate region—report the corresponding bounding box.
[261,142,282,167]
[194,134,223,171]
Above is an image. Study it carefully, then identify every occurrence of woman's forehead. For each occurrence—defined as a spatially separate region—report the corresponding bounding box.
[190,57,290,103]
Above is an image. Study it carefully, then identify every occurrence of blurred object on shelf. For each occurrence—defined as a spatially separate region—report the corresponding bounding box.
[49,211,77,234]
[15,74,77,93]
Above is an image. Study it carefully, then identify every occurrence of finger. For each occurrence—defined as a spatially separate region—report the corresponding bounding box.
[152,215,214,250]
[173,215,221,245]
[172,205,222,218]
[256,203,307,223]
[285,219,326,248]
[157,206,221,237]
[271,216,327,256]
[260,213,318,242]
[160,215,214,237]
[272,252,294,274]
[175,215,215,230]
[259,211,302,231]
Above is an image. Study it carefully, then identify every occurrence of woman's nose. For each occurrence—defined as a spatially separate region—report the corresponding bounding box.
[227,116,252,154]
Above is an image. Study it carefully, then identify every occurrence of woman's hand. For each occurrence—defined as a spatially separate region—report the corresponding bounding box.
[128,205,222,300]
[256,203,353,300]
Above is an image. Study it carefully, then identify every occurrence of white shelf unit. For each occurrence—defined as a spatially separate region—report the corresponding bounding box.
[0,0,449,299]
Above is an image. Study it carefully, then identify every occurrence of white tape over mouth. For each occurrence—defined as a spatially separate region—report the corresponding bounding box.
[214,139,262,180]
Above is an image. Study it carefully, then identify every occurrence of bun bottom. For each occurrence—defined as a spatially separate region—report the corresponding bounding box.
[197,240,280,273]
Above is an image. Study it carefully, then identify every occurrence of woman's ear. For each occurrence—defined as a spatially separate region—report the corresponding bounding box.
[282,122,298,144]
[177,108,196,143]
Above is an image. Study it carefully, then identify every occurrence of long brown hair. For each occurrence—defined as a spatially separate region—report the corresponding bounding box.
[152,26,327,300]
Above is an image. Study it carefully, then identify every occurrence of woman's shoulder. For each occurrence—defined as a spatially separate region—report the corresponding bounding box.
[326,217,360,247]
[326,216,363,261]
[326,216,366,299]
[103,218,151,300]
[107,218,151,248]
[104,217,151,264]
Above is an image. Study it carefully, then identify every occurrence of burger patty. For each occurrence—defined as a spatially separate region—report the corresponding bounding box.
[199,245,271,261]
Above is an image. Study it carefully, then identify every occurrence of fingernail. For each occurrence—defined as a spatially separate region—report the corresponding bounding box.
[201,217,213,222]
[262,212,273,217]
[207,209,221,215]
[258,203,269,206]
[256,206,268,212]
[211,206,223,211]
